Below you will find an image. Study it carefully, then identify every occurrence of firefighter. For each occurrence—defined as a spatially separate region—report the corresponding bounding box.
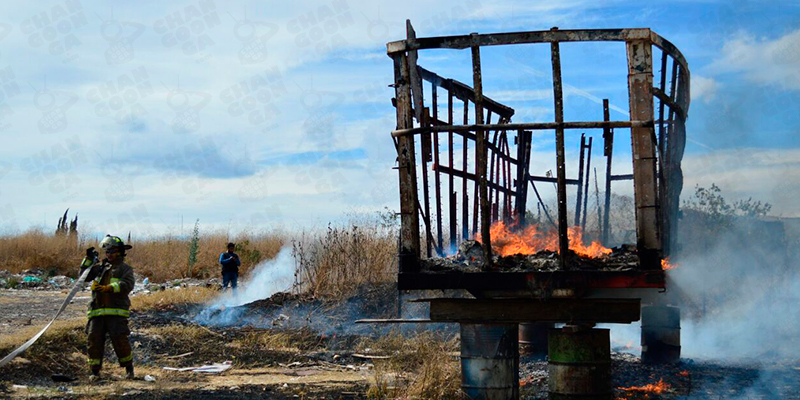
[81,235,136,381]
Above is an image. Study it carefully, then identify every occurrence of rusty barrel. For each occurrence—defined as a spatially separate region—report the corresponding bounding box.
[461,323,519,400]
[519,322,552,358]
[641,305,681,364]
[548,328,611,399]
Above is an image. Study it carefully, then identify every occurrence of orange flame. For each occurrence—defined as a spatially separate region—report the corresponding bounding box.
[661,258,678,270]
[481,221,611,258]
[678,370,690,377]
[618,378,670,394]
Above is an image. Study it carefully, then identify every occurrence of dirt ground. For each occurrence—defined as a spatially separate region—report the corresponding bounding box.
[3,287,800,399]
[0,288,372,399]
[0,289,87,335]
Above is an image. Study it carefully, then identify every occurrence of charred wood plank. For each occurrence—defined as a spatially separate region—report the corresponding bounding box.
[418,66,514,120]
[626,39,661,267]
[392,120,652,138]
[428,298,641,324]
[393,50,420,272]
[434,165,516,197]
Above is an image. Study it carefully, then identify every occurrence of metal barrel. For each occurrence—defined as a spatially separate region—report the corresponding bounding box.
[461,323,519,400]
[548,328,611,400]
[641,305,681,364]
[519,322,553,358]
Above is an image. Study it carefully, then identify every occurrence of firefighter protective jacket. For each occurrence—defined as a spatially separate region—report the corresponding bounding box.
[84,261,135,319]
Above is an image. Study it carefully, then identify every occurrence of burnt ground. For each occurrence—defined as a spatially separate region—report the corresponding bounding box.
[2,286,800,399]
[520,352,800,399]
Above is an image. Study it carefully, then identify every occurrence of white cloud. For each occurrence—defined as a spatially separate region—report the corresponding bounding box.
[691,75,720,104]
[714,28,800,90]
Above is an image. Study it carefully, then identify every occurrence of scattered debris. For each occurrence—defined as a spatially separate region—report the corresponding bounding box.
[163,361,232,373]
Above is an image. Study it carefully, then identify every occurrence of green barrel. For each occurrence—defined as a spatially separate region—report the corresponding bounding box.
[548,328,611,399]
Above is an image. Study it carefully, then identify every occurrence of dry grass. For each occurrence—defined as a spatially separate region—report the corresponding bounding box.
[293,217,396,299]
[131,286,218,311]
[0,318,86,375]
[0,228,286,282]
[360,332,463,400]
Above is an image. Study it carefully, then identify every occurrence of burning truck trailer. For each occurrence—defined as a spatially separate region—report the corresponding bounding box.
[369,21,690,400]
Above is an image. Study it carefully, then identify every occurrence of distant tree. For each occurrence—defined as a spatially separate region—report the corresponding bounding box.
[55,208,78,237]
[683,183,771,220]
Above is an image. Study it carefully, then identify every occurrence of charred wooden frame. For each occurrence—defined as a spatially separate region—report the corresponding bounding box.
[389,22,689,287]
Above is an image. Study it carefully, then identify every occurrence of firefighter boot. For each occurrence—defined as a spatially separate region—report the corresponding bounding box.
[126,365,134,380]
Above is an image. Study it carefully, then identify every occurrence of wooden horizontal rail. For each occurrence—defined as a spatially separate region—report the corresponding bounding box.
[391,120,652,138]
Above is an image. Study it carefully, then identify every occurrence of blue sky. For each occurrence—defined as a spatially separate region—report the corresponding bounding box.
[0,0,798,237]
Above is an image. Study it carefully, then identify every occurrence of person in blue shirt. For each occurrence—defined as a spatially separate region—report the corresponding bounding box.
[219,243,241,291]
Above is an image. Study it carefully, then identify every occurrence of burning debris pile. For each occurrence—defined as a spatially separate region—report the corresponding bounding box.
[423,222,639,272]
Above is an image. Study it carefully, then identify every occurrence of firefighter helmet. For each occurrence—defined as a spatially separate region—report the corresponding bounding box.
[100,235,132,253]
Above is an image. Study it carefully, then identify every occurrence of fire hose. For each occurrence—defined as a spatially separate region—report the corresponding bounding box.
[0,265,94,368]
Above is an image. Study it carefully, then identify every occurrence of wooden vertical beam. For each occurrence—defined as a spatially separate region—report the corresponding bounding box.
[432,84,444,251]
[471,34,492,266]
[626,37,661,268]
[448,90,457,250]
[602,99,613,246]
[393,51,420,272]
[550,33,569,268]
[656,51,668,253]
[420,107,433,258]
[581,137,592,232]
[664,64,689,257]
[502,134,512,221]
[515,130,529,224]
[574,134,586,226]
[462,98,469,240]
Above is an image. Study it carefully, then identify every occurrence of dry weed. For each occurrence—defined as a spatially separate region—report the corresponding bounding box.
[0,318,86,375]
[293,219,396,299]
[131,286,218,311]
[361,331,463,400]
[0,228,286,282]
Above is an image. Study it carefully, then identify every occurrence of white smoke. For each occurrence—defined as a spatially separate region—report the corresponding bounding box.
[211,246,295,308]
